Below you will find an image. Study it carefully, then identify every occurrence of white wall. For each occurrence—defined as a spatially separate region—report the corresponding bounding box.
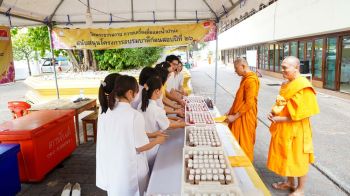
[219,0,350,50]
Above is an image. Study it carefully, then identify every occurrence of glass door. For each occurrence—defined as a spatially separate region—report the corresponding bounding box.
[278,44,283,72]
[306,41,313,72]
[314,39,323,79]
[269,44,274,71]
[324,37,338,90]
[340,36,350,93]
[290,41,297,57]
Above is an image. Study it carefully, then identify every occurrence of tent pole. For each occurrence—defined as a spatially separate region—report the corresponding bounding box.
[214,23,218,104]
[186,45,189,64]
[47,24,60,99]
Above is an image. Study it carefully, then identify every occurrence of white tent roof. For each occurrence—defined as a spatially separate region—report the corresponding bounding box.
[0,0,240,27]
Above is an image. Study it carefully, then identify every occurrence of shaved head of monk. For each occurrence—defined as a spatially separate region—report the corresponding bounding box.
[281,56,301,81]
[234,57,251,76]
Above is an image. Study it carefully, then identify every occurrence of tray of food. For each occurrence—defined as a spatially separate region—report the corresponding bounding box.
[185,126,221,148]
[186,102,209,112]
[184,96,205,104]
[185,112,215,125]
[181,148,242,196]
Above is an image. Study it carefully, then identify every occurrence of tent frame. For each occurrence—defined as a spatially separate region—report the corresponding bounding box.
[1,0,242,102]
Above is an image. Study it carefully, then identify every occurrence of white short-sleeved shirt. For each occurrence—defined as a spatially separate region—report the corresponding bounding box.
[139,100,170,133]
[166,72,184,92]
[156,95,164,109]
[96,102,149,195]
[131,85,144,109]
[138,99,169,170]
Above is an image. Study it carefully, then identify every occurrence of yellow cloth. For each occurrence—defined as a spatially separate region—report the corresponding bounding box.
[182,68,192,95]
[229,156,252,167]
[267,76,320,177]
[228,72,260,161]
[214,115,227,123]
[161,85,166,96]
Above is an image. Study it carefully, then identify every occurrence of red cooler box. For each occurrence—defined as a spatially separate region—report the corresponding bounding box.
[0,110,76,182]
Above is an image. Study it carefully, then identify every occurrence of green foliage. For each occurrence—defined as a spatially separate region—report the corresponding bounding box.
[95,47,163,71]
[11,26,66,61]
[27,26,50,58]
[11,29,32,61]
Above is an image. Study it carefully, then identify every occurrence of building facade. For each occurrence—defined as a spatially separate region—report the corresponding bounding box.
[219,0,350,93]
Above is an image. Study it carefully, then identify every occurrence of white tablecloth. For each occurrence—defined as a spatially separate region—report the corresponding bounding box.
[146,110,262,195]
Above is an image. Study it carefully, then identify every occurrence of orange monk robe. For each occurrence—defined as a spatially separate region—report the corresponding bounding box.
[267,76,319,177]
[228,72,260,161]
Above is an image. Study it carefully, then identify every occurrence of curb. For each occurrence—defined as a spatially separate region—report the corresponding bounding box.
[312,163,350,195]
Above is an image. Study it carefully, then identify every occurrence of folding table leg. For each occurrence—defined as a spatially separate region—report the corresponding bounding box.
[74,114,80,146]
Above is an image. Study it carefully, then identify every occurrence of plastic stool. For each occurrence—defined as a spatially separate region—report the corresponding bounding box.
[8,101,31,119]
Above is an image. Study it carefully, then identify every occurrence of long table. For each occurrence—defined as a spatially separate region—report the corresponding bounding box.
[147,108,270,195]
[147,128,184,194]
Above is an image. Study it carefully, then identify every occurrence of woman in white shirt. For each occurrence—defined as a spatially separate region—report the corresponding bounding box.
[131,67,157,109]
[96,75,167,196]
[139,76,185,169]
[166,61,187,97]
[96,73,120,192]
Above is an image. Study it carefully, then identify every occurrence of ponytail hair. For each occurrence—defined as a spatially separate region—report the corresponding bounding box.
[155,61,171,71]
[154,66,170,85]
[141,77,162,112]
[98,73,121,114]
[108,75,139,110]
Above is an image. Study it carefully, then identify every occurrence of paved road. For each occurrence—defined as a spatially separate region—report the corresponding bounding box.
[190,64,349,196]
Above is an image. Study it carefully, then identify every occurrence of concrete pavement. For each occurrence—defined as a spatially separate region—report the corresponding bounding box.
[190,63,350,195]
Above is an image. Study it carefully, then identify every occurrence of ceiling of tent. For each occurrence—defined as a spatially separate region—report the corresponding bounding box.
[0,0,240,28]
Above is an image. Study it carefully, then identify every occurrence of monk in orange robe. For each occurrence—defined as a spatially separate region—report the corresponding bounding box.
[225,58,260,161]
[267,56,319,196]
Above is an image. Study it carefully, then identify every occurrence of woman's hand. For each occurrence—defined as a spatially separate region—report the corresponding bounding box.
[154,135,168,144]
[154,130,168,137]
[173,102,182,109]
[175,108,185,117]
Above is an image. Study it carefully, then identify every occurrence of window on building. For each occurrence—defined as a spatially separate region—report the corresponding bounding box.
[324,37,337,90]
[298,42,308,73]
[305,41,313,74]
[258,46,263,69]
[274,44,280,72]
[314,39,323,79]
[263,45,269,70]
[241,48,247,57]
[268,44,274,71]
[290,41,297,57]
[278,44,283,72]
[340,36,350,93]
[299,42,305,61]
[283,43,289,58]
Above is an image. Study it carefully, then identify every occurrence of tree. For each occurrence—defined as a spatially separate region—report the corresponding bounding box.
[94,47,164,71]
[11,29,33,76]
[27,26,50,58]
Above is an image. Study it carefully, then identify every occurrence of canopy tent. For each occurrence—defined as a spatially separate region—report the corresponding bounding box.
[0,0,240,27]
[0,0,242,101]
